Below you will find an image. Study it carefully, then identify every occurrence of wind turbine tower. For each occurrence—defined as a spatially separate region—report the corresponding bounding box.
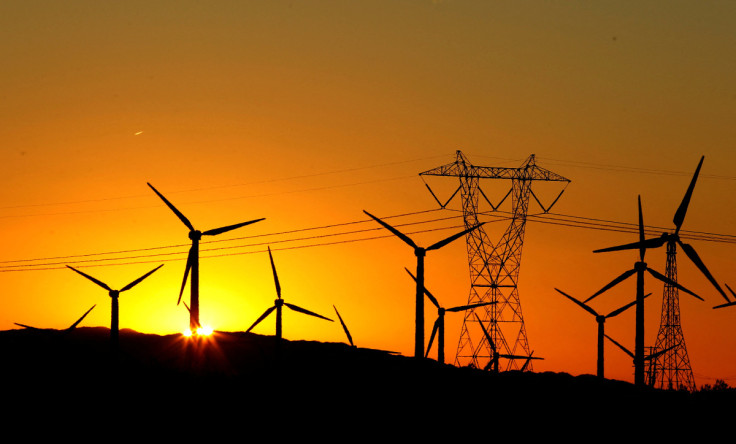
[420,151,570,370]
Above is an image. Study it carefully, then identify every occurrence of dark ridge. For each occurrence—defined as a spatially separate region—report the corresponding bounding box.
[0,327,730,434]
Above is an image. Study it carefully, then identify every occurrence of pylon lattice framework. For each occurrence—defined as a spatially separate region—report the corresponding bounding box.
[649,241,696,391]
[420,151,570,370]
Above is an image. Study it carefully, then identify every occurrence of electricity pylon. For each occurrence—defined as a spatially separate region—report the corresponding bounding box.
[649,243,696,391]
[419,151,570,370]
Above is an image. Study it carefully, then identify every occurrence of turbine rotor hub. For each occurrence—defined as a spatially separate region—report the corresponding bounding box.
[109,290,119,298]
[275,298,284,307]
[189,230,202,241]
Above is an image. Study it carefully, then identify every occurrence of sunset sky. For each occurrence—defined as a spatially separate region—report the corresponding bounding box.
[1,1,734,387]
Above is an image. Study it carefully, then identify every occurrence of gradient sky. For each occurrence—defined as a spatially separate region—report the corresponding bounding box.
[1,1,735,387]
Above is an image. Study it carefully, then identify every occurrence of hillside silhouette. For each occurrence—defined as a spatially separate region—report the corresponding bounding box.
[1,327,731,434]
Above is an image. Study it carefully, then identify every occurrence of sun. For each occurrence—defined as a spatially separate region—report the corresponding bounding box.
[183,325,214,337]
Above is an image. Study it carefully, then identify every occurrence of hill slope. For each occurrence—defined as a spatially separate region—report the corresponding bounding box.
[0,327,730,434]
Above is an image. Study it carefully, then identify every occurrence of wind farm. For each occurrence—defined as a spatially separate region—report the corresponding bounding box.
[1,1,735,432]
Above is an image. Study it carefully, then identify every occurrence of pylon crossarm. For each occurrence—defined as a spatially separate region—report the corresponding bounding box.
[542,182,569,213]
[423,182,445,209]
[418,153,570,183]
[422,178,463,209]
[479,186,511,212]
[529,188,547,214]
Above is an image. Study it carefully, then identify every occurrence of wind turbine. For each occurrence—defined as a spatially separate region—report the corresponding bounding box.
[67,264,163,352]
[586,196,702,386]
[592,157,727,301]
[333,305,354,347]
[245,247,333,340]
[363,210,484,358]
[604,334,680,383]
[714,284,736,309]
[475,313,543,372]
[147,182,265,332]
[556,288,648,378]
[405,268,494,364]
[15,304,97,332]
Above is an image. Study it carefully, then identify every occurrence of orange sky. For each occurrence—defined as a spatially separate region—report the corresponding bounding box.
[1,1,735,387]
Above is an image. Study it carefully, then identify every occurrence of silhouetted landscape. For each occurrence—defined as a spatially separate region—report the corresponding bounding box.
[2,327,732,433]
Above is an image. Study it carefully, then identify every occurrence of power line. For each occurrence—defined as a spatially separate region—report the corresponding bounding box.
[1,207,732,273]
[0,154,448,213]
[0,209,445,265]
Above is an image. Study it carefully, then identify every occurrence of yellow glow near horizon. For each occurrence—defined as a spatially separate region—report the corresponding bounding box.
[183,325,214,337]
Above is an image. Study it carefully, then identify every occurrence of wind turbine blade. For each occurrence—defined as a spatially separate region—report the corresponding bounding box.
[593,236,667,254]
[646,267,703,301]
[333,305,354,347]
[245,306,276,333]
[121,264,163,292]
[585,268,637,303]
[14,323,39,330]
[67,304,96,330]
[474,313,496,353]
[727,283,736,301]
[267,247,281,299]
[203,218,265,236]
[404,268,440,309]
[446,301,496,313]
[147,182,194,231]
[604,334,634,359]
[605,296,645,319]
[499,353,540,360]
[178,246,195,305]
[363,210,417,249]
[645,343,679,361]
[677,239,728,301]
[66,266,112,292]
[713,300,736,309]
[556,288,598,317]
[673,156,704,235]
[425,319,439,358]
[284,303,334,322]
[426,223,485,251]
[638,195,645,261]
[521,351,537,372]
[182,301,202,328]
